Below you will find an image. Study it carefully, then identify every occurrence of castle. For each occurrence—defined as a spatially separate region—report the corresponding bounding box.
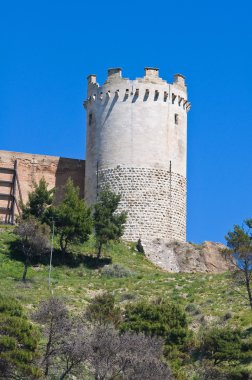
[0,67,190,246]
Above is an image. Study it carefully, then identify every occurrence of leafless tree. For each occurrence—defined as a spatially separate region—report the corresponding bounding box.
[15,217,50,281]
[89,324,172,380]
[32,298,70,377]
[56,322,92,380]
[33,299,172,380]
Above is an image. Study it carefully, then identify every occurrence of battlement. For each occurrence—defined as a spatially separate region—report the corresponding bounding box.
[88,67,187,88]
[85,67,190,111]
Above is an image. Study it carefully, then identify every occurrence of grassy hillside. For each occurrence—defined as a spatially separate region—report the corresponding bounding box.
[1,225,252,378]
[0,225,251,330]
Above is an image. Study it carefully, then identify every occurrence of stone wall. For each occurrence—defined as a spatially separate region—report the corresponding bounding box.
[0,150,85,221]
[98,166,186,242]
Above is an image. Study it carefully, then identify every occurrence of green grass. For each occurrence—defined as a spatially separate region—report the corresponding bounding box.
[1,226,252,377]
[0,225,251,330]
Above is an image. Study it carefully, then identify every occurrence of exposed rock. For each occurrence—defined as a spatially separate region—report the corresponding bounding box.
[144,239,234,273]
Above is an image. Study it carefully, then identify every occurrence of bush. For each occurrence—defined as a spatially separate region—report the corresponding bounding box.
[185,303,201,315]
[136,238,145,254]
[222,312,232,321]
[199,327,243,365]
[0,294,40,378]
[120,299,188,350]
[120,293,137,301]
[196,360,251,379]
[84,292,122,326]
[101,264,134,278]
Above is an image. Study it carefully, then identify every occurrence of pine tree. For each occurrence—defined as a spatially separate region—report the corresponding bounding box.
[0,294,40,378]
[225,221,252,309]
[93,188,127,258]
[54,179,92,254]
[21,177,54,223]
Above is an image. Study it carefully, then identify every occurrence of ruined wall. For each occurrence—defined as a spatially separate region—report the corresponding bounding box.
[0,150,85,221]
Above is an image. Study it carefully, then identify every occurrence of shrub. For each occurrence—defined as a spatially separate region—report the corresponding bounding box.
[136,238,145,254]
[101,264,134,278]
[84,292,122,326]
[199,327,243,365]
[120,293,137,301]
[222,312,232,321]
[120,299,188,350]
[185,303,201,315]
[0,294,40,378]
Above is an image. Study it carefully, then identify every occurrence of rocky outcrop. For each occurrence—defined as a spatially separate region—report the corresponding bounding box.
[144,239,233,273]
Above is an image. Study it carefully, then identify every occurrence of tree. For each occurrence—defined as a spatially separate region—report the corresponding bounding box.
[33,298,172,379]
[93,188,127,258]
[120,299,188,350]
[21,177,54,222]
[225,221,252,309]
[32,297,71,377]
[14,217,50,281]
[0,294,40,379]
[199,327,243,366]
[33,297,92,379]
[88,324,172,380]
[53,179,92,254]
[55,323,91,380]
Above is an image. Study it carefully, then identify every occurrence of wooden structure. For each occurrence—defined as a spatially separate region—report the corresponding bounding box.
[0,160,23,224]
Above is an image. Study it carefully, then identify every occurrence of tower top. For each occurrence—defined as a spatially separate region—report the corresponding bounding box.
[86,67,187,90]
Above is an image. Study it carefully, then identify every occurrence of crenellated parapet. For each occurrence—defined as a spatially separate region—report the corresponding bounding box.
[84,68,191,112]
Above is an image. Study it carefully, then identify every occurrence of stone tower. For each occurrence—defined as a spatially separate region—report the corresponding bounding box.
[84,67,190,244]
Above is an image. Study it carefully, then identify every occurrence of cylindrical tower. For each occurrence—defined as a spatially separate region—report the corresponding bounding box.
[84,67,190,243]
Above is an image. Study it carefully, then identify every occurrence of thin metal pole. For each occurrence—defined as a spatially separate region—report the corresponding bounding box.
[96,160,99,199]
[12,161,17,224]
[48,220,55,288]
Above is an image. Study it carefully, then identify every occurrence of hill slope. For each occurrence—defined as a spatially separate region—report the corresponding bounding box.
[0,226,251,329]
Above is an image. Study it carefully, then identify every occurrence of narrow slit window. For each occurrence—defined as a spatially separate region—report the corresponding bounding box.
[89,113,93,126]
[174,113,179,125]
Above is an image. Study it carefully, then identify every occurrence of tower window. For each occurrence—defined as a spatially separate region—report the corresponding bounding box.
[175,113,179,125]
[89,113,93,126]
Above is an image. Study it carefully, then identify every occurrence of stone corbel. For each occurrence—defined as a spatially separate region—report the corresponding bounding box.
[186,102,191,112]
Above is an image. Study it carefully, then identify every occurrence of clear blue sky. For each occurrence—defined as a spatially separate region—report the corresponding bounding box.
[1,0,252,244]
